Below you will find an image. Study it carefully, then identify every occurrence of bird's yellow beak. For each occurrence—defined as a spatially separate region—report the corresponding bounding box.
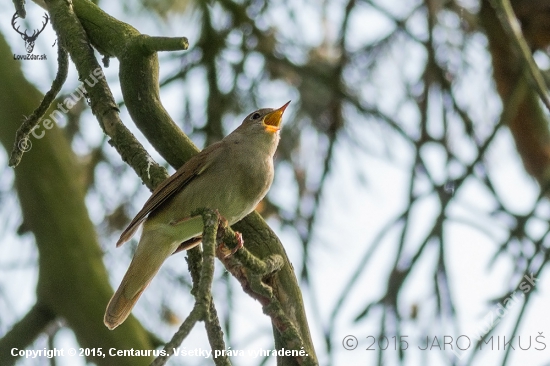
[263,101,290,133]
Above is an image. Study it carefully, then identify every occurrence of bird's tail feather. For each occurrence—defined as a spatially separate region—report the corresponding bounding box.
[104,233,174,330]
[104,280,149,330]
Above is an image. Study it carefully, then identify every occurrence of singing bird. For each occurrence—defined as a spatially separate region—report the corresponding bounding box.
[104,102,290,330]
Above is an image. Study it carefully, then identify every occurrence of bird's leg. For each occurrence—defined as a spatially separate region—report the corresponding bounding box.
[215,216,284,299]
[216,231,244,258]
[231,232,244,254]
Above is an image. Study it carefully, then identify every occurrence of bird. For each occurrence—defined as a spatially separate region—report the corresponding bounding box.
[104,102,290,330]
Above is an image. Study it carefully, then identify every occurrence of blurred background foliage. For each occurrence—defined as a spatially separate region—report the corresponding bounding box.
[2,0,550,365]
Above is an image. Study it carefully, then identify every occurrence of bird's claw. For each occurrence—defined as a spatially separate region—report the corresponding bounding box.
[217,231,244,258]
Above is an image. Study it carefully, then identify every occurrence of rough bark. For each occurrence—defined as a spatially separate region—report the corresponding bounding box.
[67,1,317,363]
[0,33,154,366]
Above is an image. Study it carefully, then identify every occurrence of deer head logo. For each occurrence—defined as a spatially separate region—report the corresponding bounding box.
[11,13,49,54]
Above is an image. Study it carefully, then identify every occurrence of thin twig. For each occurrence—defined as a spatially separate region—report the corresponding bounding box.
[43,0,167,190]
[151,209,222,366]
[9,45,68,167]
[216,217,315,366]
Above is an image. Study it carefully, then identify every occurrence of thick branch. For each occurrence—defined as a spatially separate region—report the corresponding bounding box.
[45,0,317,362]
[0,33,154,366]
[69,0,197,166]
[43,0,167,189]
[216,217,315,366]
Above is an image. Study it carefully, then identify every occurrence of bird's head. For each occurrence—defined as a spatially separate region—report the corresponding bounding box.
[237,101,291,135]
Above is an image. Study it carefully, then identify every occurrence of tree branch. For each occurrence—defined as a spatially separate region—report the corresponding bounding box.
[0,32,154,366]
[152,209,226,366]
[9,44,68,167]
[490,0,550,112]
[0,303,56,365]
[481,0,550,186]
[43,0,167,190]
[216,216,315,366]
[61,1,317,363]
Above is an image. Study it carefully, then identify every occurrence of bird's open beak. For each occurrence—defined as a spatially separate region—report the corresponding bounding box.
[263,101,290,133]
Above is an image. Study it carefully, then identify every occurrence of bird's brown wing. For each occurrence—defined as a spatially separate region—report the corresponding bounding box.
[116,142,223,247]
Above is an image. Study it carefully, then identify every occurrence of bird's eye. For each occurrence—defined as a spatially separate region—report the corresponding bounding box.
[252,112,261,120]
